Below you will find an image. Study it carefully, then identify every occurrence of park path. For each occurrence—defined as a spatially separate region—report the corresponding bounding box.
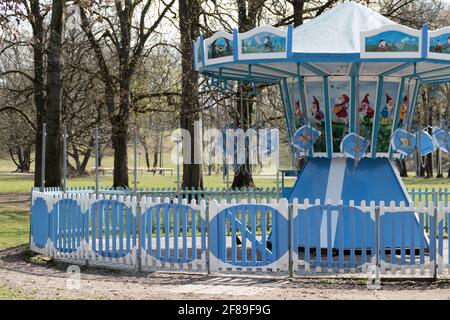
[1,246,450,300]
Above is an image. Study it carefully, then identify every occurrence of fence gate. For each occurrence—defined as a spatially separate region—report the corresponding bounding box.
[208,199,289,273]
[139,197,207,272]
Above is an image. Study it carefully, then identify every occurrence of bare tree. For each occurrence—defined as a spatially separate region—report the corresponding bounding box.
[78,0,175,188]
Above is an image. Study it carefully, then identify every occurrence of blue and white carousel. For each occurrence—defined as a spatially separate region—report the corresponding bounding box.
[194,2,450,249]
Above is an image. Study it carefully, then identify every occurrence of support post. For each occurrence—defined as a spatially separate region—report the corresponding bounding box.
[134,130,138,195]
[63,126,67,192]
[95,128,99,197]
[432,206,438,280]
[206,204,211,275]
[176,134,181,199]
[288,204,294,278]
[41,123,46,191]
[137,199,142,273]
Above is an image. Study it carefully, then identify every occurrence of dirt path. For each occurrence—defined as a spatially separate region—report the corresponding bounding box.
[0,193,31,211]
[1,247,450,300]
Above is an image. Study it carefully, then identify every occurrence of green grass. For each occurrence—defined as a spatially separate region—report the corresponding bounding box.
[0,209,29,250]
[0,172,281,192]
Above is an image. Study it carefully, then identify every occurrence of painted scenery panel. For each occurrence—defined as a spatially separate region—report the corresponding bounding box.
[287,80,306,129]
[376,81,400,153]
[241,32,286,54]
[304,81,326,153]
[330,81,351,152]
[365,31,419,53]
[207,37,233,59]
[358,81,378,154]
[430,34,450,54]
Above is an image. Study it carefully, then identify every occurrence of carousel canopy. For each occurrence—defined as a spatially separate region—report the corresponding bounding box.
[194,1,450,84]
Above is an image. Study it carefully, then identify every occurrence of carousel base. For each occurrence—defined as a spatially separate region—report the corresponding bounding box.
[284,157,428,250]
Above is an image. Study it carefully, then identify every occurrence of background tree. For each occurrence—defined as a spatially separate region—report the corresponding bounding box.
[78,0,175,188]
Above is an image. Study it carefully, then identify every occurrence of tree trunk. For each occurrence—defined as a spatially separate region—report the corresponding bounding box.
[231,84,256,189]
[30,0,46,187]
[78,137,95,175]
[292,0,305,27]
[44,0,66,187]
[111,120,129,188]
[395,159,408,177]
[153,151,158,167]
[179,0,203,190]
[425,89,433,178]
[232,0,262,189]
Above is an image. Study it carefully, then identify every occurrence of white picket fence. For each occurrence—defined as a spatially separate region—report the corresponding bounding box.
[30,190,450,278]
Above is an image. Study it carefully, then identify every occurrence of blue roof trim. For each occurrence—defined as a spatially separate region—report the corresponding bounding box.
[421,24,429,59]
[287,25,293,58]
[233,28,239,62]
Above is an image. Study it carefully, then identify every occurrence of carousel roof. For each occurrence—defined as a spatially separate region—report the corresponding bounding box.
[194,1,450,84]
[292,2,396,54]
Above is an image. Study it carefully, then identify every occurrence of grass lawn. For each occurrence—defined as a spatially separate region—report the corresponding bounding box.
[0,209,29,250]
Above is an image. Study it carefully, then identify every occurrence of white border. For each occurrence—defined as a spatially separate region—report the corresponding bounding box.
[238,25,287,61]
[204,31,234,66]
[428,27,450,61]
[360,25,422,59]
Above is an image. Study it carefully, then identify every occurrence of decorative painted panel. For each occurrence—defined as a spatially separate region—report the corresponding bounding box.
[376,80,400,153]
[365,31,419,53]
[241,32,286,54]
[329,80,351,152]
[207,37,233,59]
[287,80,306,129]
[304,80,326,153]
[204,31,234,65]
[238,26,287,60]
[429,34,450,54]
[360,26,422,59]
[358,80,378,154]
[428,28,450,60]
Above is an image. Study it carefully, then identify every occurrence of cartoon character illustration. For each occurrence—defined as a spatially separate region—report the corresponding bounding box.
[377,39,389,51]
[294,100,304,127]
[209,38,232,59]
[398,95,408,128]
[435,40,443,53]
[310,96,324,125]
[333,94,349,124]
[360,93,375,125]
[380,94,393,126]
[263,36,273,52]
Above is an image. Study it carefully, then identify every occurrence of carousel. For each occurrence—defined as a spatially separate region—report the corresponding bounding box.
[194,1,450,249]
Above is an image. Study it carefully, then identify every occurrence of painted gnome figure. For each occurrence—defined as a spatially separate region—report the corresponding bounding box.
[360,93,374,125]
[294,100,304,128]
[333,94,350,124]
[380,94,393,126]
[398,95,408,128]
[310,96,324,125]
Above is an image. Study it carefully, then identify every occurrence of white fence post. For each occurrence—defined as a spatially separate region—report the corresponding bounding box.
[288,202,294,278]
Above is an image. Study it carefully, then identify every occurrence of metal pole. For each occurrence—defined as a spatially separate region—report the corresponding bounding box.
[374,206,381,287]
[134,130,138,195]
[176,134,181,199]
[95,128,99,197]
[226,164,230,191]
[63,126,67,192]
[41,123,46,191]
